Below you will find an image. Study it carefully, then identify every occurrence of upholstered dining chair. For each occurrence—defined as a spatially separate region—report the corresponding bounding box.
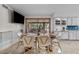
[50,32,62,54]
[38,35,53,53]
[22,35,35,53]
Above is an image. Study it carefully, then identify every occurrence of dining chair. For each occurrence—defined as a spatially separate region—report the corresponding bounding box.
[22,35,35,53]
[38,35,53,53]
[50,32,62,54]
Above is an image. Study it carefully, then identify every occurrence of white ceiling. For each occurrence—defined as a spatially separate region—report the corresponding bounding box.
[7,4,79,17]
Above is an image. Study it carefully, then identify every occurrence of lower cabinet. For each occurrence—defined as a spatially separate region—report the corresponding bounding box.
[69,31,76,40]
[58,31,79,40]
[59,32,68,40]
[76,31,79,40]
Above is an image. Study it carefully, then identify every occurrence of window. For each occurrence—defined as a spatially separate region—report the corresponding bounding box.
[28,22,49,33]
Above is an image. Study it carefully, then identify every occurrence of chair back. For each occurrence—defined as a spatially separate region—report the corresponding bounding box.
[23,35,35,47]
[38,36,51,46]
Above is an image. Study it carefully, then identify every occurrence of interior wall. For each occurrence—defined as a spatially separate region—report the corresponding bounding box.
[0,4,23,49]
[0,5,23,32]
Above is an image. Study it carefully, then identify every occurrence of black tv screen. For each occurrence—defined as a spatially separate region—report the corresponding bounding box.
[12,11,24,24]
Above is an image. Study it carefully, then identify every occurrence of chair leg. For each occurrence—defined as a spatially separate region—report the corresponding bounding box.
[24,47,33,54]
[16,41,20,48]
[45,45,53,54]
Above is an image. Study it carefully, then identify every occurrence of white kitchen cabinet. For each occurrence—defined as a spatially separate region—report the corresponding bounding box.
[76,18,79,25]
[59,31,68,40]
[72,18,77,25]
[69,31,76,40]
[76,31,79,40]
[67,18,72,25]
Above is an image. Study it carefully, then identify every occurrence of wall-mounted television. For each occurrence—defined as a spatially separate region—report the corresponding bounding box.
[12,11,24,24]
